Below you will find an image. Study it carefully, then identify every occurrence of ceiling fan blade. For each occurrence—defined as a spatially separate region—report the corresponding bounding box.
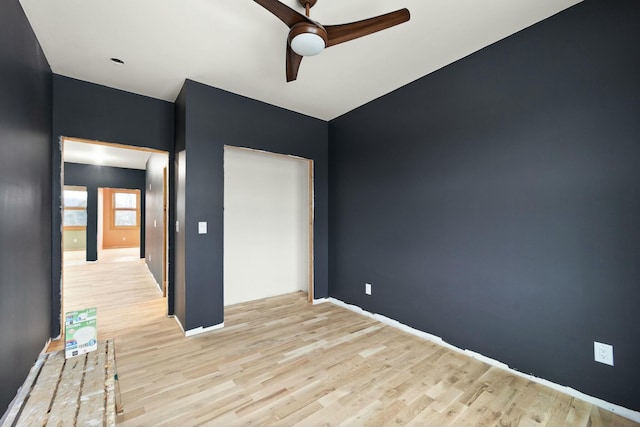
[286,44,303,82]
[254,0,310,28]
[325,8,410,47]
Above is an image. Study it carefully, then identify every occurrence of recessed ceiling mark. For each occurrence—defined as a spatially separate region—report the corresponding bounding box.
[110,57,125,65]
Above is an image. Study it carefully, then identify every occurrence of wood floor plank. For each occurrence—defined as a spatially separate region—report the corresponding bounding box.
[392,394,435,426]
[42,248,640,427]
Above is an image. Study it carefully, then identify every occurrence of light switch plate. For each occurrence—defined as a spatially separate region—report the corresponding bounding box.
[198,221,207,234]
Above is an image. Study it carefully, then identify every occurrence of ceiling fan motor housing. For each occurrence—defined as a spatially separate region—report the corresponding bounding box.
[288,22,328,56]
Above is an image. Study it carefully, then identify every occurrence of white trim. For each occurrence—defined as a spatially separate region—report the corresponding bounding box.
[312,297,329,305]
[224,144,311,162]
[144,262,163,294]
[185,322,224,337]
[173,315,185,334]
[152,275,162,294]
[327,297,640,424]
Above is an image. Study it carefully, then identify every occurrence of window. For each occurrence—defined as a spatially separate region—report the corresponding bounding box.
[113,191,139,227]
[63,187,87,228]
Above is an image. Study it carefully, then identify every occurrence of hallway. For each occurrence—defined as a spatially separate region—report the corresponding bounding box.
[47,249,168,352]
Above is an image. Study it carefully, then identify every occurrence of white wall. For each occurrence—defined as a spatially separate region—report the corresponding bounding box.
[224,147,310,306]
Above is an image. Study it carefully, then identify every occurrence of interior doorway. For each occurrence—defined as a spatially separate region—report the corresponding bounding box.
[56,136,170,344]
[223,146,314,306]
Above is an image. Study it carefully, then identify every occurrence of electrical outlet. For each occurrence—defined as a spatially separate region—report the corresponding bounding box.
[594,341,614,366]
[365,283,372,295]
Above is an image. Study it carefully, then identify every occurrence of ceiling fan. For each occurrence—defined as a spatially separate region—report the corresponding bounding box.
[254,0,410,82]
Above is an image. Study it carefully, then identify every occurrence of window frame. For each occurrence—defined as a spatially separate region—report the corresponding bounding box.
[112,189,140,229]
[63,186,88,230]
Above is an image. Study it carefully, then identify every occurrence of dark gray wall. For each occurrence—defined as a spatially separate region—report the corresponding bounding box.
[329,0,640,411]
[145,153,169,288]
[0,0,52,414]
[175,80,328,331]
[64,162,147,260]
[173,87,186,323]
[175,150,187,327]
[52,75,175,336]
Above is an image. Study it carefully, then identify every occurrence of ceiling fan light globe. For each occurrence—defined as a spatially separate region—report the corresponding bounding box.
[290,33,325,56]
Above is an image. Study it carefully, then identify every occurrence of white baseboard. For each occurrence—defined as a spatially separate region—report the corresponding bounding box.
[327,297,640,423]
[185,322,224,337]
[173,315,185,333]
[174,316,224,337]
[143,261,163,294]
[312,297,329,305]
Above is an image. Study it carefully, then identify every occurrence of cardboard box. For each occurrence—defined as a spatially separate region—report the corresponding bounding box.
[64,308,97,358]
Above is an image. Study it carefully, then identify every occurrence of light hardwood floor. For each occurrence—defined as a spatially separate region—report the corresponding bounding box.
[47,252,638,426]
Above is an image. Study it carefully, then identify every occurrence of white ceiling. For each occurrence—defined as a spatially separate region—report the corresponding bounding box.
[20,0,581,121]
[64,139,153,170]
